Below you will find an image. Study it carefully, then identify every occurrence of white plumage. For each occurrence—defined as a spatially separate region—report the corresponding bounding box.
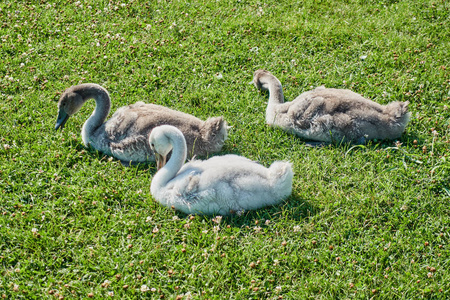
[149,125,294,216]
[55,83,227,164]
[253,69,411,144]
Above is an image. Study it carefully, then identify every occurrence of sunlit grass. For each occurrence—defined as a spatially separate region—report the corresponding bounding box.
[0,0,449,298]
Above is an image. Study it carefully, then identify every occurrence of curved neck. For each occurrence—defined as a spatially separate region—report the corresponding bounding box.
[267,82,284,105]
[254,70,284,105]
[264,79,284,123]
[151,129,187,194]
[80,85,111,145]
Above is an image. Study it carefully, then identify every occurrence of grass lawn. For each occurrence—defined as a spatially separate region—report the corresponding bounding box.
[0,0,449,298]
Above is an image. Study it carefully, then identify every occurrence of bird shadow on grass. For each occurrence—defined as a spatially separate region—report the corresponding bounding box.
[168,191,316,229]
[60,138,154,171]
[225,192,316,227]
[265,115,422,151]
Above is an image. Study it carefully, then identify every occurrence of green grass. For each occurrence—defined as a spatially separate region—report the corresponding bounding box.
[0,0,449,298]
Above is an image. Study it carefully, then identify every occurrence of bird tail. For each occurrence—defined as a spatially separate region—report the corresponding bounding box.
[385,101,410,119]
[201,117,228,151]
[384,101,411,129]
[269,161,294,199]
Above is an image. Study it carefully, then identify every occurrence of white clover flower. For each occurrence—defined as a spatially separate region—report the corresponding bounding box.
[212,216,222,224]
[293,225,301,232]
[140,285,150,292]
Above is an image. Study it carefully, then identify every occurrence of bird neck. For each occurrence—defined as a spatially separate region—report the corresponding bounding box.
[151,129,187,194]
[266,80,285,105]
[80,85,111,145]
[265,79,284,123]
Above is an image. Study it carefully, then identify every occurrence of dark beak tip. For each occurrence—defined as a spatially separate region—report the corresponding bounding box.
[55,113,69,131]
[55,121,64,131]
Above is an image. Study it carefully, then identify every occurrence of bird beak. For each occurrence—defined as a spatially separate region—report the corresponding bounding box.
[154,153,167,170]
[55,110,70,130]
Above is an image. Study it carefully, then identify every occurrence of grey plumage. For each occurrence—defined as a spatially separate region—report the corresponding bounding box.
[55,83,228,164]
[253,69,411,143]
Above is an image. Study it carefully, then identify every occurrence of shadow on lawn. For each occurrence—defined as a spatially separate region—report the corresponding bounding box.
[169,191,316,228]
[267,115,424,151]
[66,139,245,170]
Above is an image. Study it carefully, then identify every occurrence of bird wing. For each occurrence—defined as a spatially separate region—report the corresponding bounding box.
[109,134,152,163]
